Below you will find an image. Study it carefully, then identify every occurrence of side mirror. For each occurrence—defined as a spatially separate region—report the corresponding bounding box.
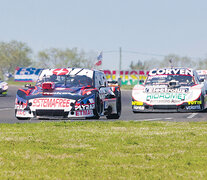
[199,78,205,82]
[25,84,35,89]
[25,84,31,88]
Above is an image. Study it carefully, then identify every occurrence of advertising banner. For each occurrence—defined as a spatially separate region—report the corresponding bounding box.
[103,70,149,85]
[14,67,43,82]
[14,67,149,85]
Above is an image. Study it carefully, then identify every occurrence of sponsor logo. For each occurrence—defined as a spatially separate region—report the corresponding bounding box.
[16,110,26,116]
[133,106,144,110]
[32,98,70,108]
[149,68,193,76]
[75,110,93,116]
[146,93,186,100]
[53,68,69,75]
[132,101,143,106]
[42,92,74,95]
[149,99,182,104]
[146,88,188,93]
[186,105,201,110]
[75,104,95,110]
[188,101,202,105]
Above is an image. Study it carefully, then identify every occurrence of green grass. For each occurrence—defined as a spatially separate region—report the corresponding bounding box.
[7,80,36,86]
[0,121,207,179]
[121,84,134,90]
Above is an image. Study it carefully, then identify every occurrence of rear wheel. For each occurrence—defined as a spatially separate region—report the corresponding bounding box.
[106,89,121,119]
[201,95,206,112]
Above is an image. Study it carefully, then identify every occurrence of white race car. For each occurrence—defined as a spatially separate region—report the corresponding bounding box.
[132,68,207,112]
[0,80,8,96]
[15,68,121,120]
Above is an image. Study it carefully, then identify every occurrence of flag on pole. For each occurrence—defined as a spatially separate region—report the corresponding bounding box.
[95,52,102,66]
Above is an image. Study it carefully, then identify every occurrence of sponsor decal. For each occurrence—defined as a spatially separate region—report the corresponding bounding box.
[148,99,182,103]
[149,68,193,76]
[53,68,69,75]
[75,110,93,116]
[133,106,145,110]
[186,105,201,110]
[75,104,95,110]
[16,110,26,116]
[146,88,188,93]
[32,98,70,108]
[188,101,202,105]
[16,110,33,117]
[42,91,75,95]
[146,93,186,100]
[132,101,143,106]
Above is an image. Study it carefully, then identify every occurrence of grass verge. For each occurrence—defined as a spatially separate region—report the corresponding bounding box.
[0,121,207,179]
[6,81,36,86]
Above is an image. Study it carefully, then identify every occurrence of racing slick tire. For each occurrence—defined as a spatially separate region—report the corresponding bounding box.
[15,110,31,120]
[86,92,101,119]
[201,95,206,112]
[106,89,121,119]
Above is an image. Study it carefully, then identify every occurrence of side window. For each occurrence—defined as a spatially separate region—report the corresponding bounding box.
[94,71,107,88]
[94,72,101,88]
[194,71,200,84]
[102,73,108,87]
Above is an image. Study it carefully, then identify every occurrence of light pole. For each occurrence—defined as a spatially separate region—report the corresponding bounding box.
[119,47,122,77]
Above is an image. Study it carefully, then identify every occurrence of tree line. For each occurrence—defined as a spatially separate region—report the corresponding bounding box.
[0,40,207,79]
[0,40,96,79]
[130,54,207,71]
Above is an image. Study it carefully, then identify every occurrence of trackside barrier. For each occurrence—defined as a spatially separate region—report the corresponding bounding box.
[14,67,149,86]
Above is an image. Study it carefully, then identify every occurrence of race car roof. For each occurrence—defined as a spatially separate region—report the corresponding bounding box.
[38,68,95,79]
[149,68,194,76]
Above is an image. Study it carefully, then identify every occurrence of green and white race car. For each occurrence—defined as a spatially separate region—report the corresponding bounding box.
[132,67,207,112]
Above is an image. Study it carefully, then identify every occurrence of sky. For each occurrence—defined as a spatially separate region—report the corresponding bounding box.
[0,0,207,70]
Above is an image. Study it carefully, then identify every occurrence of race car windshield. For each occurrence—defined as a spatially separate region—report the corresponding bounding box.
[37,74,93,87]
[145,75,195,86]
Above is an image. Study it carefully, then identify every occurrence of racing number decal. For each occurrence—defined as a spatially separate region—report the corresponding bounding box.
[53,69,69,75]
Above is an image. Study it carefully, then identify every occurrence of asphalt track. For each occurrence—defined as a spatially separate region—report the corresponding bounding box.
[0,85,207,123]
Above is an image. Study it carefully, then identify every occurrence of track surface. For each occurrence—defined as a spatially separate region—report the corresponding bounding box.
[0,86,207,123]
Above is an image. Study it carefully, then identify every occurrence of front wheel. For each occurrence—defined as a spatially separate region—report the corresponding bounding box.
[85,93,101,119]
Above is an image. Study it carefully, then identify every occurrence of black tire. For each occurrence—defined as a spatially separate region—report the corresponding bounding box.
[15,110,31,120]
[85,92,101,119]
[201,95,206,112]
[106,89,121,119]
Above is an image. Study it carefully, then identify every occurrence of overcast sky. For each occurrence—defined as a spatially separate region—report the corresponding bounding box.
[0,0,207,70]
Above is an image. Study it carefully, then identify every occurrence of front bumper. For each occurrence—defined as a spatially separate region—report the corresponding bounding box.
[132,102,203,112]
[0,89,7,95]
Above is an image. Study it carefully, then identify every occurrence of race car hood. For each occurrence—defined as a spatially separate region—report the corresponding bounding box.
[132,84,202,105]
[18,86,95,101]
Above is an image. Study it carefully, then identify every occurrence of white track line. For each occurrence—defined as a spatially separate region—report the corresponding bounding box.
[135,117,172,122]
[0,108,13,111]
[187,113,198,119]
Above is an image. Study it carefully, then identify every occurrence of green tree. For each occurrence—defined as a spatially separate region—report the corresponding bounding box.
[159,54,196,68]
[130,60,152,70]
[0,40,32,78]
[36,48,93,69]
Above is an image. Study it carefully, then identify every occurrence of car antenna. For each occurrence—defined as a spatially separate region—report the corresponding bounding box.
[74,68,84,75]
